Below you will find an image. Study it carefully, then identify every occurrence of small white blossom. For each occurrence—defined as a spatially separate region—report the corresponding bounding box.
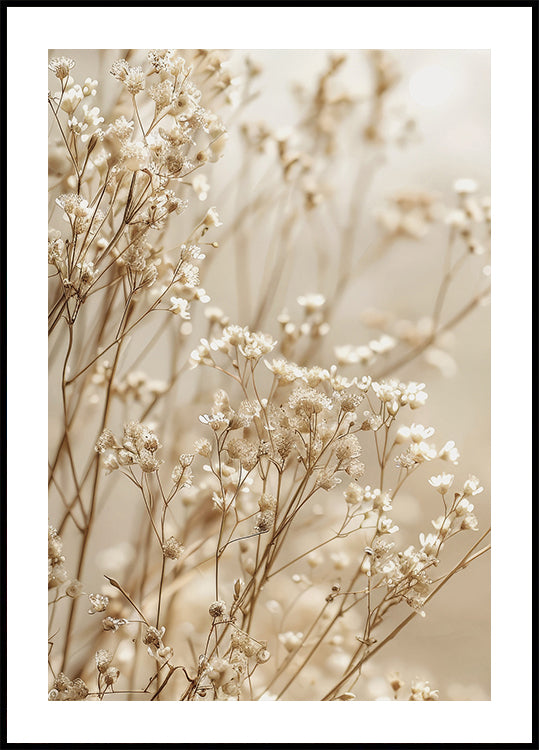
[169,297,190,319]
[453,178,478,195]
[297,293,326,313]
[438,440,460,465]
[192,174,210,200]
[428,473,454,494]
[463,475,484,496]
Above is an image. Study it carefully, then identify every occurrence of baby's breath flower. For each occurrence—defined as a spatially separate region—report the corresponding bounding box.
[460,514,479,531]
[335,434,361,461]
[388,673,405,693]
[297,293,326,313]
[453,178,478,195]
[103,666,120,686]
[202,206,222,229]
[230,629,261,657]
[121,141,149,171]
[95,649,113,673]
[109,116,135,142]
[82,77,98,97]
[432,515,452,538]
[463,475,484,496]
[102,617,128,632]
[209,600,227,618]
[409,679,439,700]
[103,454,120,473]
[148,79,174,110]
[199,411,229,431]
[315,467,341,491]
[428,473,454,494]
[95,428,117,453]
[378,516,399,535]
[254,510,274,533]
[402,382,428,409]
[65,579,83,598]
[138,451,162,473]
[110,59,129,82]
[88,593,109,614]
[169,296,190,318]
[192,174,210,200]
[343,482,363,506]
[438,440,460,464]
[60,85,83,115]
[193,437,212,457]
[419,532,439,555]
[162,536,184,560]
[50,673,88,701]
[396,424,435,443]
[148,49,173,73]
[288,385,332,417]
[264,358,302,385]
[279,631,304,653]
[239,331,276,361]
[49,57,75,80]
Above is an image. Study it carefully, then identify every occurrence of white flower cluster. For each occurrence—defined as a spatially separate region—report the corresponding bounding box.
[190,324,276,367]
[95,422,163,474]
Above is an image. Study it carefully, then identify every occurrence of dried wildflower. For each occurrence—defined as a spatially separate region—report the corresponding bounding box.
[377,516,399,535]
[49,56,75,79]
[289,385,332,417]
[102,617,128,632]
[254,510,274,533]
[396,424,435,443]
[193,437,212,457]
[95,428,117,454]
[343,482,362,506]
[103,666,120,686]
[207,657,240,696]
[65,579,83,598]
[49,673,89,701]
[346,459,366,479]
[438,440,460,464]
[170,296,191,318]
[149,79,174,111]
[201,206,222,229]
[109,115,135,142]
[428,473,454,494]
[95,649,113,673]
[458,512,478,530]
[48,525,68,589]
[121,141,149,171]
[239,331,276,361]
[463,475,484,496]
[409,679,439,701]
[60,85,84,115]
[143,625,165,648]
[148,49,173,73]
[297,293,326,313]
[388,673,405,694]
[226,437,258,471]
[335,434,361,461]
[279,631,304,653]
[315,467,341,491]
[230,629,261,657]
[162,536,184,560]
[143,625,172,662]
[209,600,227,618]
[88,593,109,614]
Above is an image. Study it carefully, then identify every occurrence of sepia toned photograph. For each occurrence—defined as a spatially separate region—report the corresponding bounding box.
[2,1,534,744]
[47,46,492,704]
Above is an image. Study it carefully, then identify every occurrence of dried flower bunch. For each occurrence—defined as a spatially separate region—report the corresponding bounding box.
[48,49,490,701]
